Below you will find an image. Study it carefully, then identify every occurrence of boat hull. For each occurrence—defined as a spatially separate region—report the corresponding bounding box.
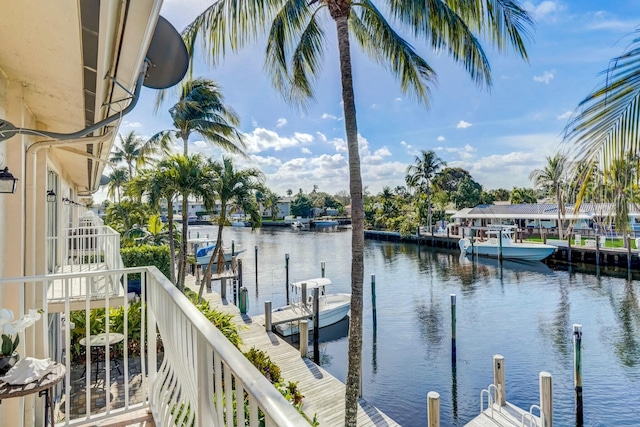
[197,249,246,265]
[462,243,555,262]
[274,294,351,336]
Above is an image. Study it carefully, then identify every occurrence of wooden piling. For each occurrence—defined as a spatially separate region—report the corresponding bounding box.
[300,320,309,358]
[498,229,503,262]
[238,259,243,288]
[568,233,572,264]
[231,240,235,256]
[301,282,308,309]
[627,237,632,271]
[264,301,272,332]
[450,294,456,362]
[595,234,600,267]
[285,253,290,304]
[313,289,320,365]
[573,324,583,426]
[255,245,258,284]
[321,261,326,278]
[493,354,506,406]
[540,371,553,427]
[427,391,440,427]
[371,274,377,329]
[220,277,227,300]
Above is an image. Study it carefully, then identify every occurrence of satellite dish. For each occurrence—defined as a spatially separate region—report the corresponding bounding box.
[144,16,189,89]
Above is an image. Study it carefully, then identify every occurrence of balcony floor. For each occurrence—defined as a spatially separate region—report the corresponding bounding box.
[57,355,152,426]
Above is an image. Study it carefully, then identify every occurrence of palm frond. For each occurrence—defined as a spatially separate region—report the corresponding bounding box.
[563,33,640,170]
[350,1,436,105]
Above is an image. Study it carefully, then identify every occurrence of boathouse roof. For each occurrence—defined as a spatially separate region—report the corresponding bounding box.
[452,203,640,220]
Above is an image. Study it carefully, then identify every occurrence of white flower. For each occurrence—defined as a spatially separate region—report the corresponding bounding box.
[0,309,14,332]
[6,310,42,335]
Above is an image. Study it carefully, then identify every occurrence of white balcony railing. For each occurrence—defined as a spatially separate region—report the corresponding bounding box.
[0,266,306,426]
[46,222,123,302]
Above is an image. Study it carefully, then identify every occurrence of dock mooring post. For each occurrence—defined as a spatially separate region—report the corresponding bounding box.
[231,240,235,256]
[451,294,457,362]
[493,354,506,406]
[540,371,553,427]
[220,278,227,300]
[568,233,572,264]
[255,245,258,284]
[239,287,249,314]
[595,234,600,267]
[498,230,503,262]
[573,324,583,426]
[264,301,272,332]
[371,274,377,329]
[427,391,440,427]
[627,237,632,271]
[313,289,320,365]
[300,320,309,358]
[321,261,325,278]
[285,253,290,304]
[301,282,307,309]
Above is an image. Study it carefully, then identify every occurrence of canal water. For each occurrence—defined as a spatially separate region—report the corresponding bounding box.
[190,225,640,427]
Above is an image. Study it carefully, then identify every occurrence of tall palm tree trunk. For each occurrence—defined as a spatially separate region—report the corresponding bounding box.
[182,135,189,156]
[332,12,364,426]
[167,200,177,284]
[201,202,227,298]
[178,197,189,289]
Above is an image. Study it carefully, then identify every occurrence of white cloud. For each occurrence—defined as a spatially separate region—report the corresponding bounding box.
[301,147,312,154]
[122,121,142,128]
[395,98,402,102]
[193,140,208,147]
[523,1,561,21]
[276,118,287,128]
[242,128,314,153]
[316,132,327,142]
[533,71,554,84]
[322,113,338,120]
[456,120,472,129]
[400,141,413,150]
[251,118,258,128]
[437,136,446,142]
[557,110,572,120]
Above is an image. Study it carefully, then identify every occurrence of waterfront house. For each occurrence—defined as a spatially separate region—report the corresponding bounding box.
[0,2,304,426]
[451,203,640,236]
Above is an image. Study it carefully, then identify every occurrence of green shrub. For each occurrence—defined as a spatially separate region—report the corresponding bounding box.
[184,288,242,348]
[243,347,281,383]
[121,244,172,281]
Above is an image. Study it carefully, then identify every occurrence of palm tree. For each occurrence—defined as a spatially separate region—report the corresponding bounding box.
[264,190,281,220]
[128,164,181,284]
[164,154,212,290]
[406,150,446,230]
[200,157,264,296]
[107,167,129,203]
[152,78,245,156]
[604,156,637,243]
[110,131,159,178]
[184,2,532,422]
[529,154,567,239]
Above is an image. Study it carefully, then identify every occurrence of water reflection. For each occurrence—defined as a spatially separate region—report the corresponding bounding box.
[539,279,572,359]
[612,281,640,369]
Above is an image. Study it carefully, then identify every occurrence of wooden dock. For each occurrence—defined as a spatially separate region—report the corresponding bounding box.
[185,277,399,426]
[465,402,539,427]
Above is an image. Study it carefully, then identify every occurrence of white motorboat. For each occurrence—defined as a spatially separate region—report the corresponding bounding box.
[291,221,307,229]
[274,278,351,337]
[312,219,338,227]
[194,243,245,265]
[459,226,556,262]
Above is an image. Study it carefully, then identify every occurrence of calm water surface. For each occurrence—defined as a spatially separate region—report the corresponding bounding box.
[191,225,640,427]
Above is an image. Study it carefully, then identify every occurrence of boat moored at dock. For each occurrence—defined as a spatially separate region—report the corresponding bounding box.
[273,278,350,336]
[459,226,556,262]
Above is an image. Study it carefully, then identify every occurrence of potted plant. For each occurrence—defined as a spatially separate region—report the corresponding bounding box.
[0,309,43,375]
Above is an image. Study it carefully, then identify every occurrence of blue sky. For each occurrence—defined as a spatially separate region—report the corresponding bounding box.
[104,1,640,201]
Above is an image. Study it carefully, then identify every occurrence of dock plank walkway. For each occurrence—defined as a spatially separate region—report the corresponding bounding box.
[465,402,539,427]
[186,277,399,426]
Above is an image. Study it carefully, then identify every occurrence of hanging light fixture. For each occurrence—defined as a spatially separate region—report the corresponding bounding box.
[46,190,56,203]
[0,167,18,194]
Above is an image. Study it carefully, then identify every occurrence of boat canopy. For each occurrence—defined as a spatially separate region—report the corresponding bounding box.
[290,278,332,290]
